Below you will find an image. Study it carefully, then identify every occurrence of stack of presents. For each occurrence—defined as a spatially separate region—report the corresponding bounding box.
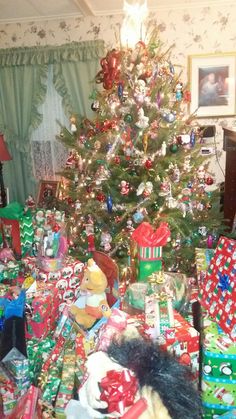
[0,203,235,418]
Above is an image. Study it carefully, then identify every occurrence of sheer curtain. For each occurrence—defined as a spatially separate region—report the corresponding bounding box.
[31,65,69,180]
[0,40,105,203]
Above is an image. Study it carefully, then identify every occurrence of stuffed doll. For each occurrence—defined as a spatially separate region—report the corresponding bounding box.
[70,258,111,329]
[78,335,202,419]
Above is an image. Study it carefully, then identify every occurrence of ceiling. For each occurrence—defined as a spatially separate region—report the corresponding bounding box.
[0,0,228,24]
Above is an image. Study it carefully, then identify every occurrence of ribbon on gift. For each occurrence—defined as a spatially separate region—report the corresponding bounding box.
[131,222,170,247]
[148,272,165,285]
[217,272,230,292]
[100,369,138,415]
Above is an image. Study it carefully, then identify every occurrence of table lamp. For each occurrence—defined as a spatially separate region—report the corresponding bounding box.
[0,133,12,207]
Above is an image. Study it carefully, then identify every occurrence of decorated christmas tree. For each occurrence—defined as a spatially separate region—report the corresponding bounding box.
[56,31,224,275]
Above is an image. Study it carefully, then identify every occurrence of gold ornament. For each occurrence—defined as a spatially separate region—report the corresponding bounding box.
[142,133,149,153]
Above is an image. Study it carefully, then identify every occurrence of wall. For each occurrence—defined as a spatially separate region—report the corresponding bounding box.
[1,2,236,184]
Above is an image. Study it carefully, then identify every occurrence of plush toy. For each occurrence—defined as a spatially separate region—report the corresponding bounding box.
[70,259,111,329]
[78,335,202,418]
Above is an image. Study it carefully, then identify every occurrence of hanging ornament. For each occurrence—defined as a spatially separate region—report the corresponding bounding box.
[70,116,77,133]
[100,229,112,252]
[162,111,176,123]
[197,165,206,181]
[156,90,162,108]
[91,100,100,112]
[120,180,130,195]
[135,108,149,129]
[142,133,149,154]
[183,90,191,102]
[106,195,113,213]
[96,192,106,202]
[175,82,183,101]
[117,82,124,100]
[169,142,179,153]
[159,179,171,196]
[144,158,153,169]
[178,188,193,218]
[133,211,144,224]
[124,113,133,123]
[161,141,167,156]
[126,218,134,231]
[198,226,207,237]
[113,155,121,165]
[205,202,212,210]
[151,201,159,211]
[190,130,196,147]
[205,176,214,186]
[106,143,112,152]
[94,140,101,150]
[207,234,213,248]
[136,181,153,197]
[172,164,180,183]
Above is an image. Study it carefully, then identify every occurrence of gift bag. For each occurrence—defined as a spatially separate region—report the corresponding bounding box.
[131,222,170,281]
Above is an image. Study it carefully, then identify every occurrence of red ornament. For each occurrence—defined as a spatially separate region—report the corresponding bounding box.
[205,176,214,186]
[144,158,153,169]
[113,156,121,164]
[53,224,60,233]
[86,185,93,193]
[67,197,73,205]
[96,192,106,202]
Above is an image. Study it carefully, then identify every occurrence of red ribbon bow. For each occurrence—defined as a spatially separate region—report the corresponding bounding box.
[100,369,138,415]
[131,221,170,247]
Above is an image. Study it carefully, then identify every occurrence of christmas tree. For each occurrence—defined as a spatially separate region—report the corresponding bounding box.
[57,32,224,275]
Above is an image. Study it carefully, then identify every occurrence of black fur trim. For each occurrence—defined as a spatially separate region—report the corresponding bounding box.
[107,338,202,419]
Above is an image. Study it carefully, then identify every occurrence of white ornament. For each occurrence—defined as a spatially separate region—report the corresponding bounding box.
[161,141,167,156]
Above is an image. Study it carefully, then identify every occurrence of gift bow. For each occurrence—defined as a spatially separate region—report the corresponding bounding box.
[100,369,138,415]
[131,222,170,247]
[218,273,230,292]
[148,272,165,284]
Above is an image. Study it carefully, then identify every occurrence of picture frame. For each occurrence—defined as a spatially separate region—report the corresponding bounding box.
[37,180,60,206]
[188,53,236,117]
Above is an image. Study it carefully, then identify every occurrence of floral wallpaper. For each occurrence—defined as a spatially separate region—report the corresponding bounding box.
[1,3,236,183]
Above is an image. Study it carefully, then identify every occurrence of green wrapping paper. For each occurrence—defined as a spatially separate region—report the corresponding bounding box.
[41,354,64,404]
[27,337,55,384]
[0,261,21,282]
[55,348,76,418]
[202,319,236,418]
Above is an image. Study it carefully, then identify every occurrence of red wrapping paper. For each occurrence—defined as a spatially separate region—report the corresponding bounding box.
[131,222,170,247]
[100,369,138,415]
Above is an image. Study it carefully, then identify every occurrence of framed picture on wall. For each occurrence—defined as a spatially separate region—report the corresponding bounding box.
[37,180,60,206]
[188,53,236,117]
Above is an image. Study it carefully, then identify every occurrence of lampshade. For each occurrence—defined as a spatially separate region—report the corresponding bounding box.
[0,134,12,161]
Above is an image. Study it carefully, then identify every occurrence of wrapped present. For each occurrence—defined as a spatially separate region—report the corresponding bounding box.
[195,248,215,285]
[201,318,236,418]
[131,222,170,281]
[96,308,129,352]
[159,311,199,384]
[27,337,56,384]
[0,260,21,283]
[22,255,83,305]
[4,358,30,393]
[6,385,42,419]
[54,348,76,417]
[25,281,60,339]
[0,202,34,257]
[0,365,19,416]
[199,236,236,341]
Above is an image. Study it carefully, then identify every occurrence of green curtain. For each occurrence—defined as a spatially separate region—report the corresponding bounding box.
[0,40,105,204]
[53,41,104,118]
[0,64,47,203]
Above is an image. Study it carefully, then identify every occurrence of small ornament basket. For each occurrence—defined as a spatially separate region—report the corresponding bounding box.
[36,223,68,273]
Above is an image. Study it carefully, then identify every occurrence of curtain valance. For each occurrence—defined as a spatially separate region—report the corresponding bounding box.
[0,40,105,66]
